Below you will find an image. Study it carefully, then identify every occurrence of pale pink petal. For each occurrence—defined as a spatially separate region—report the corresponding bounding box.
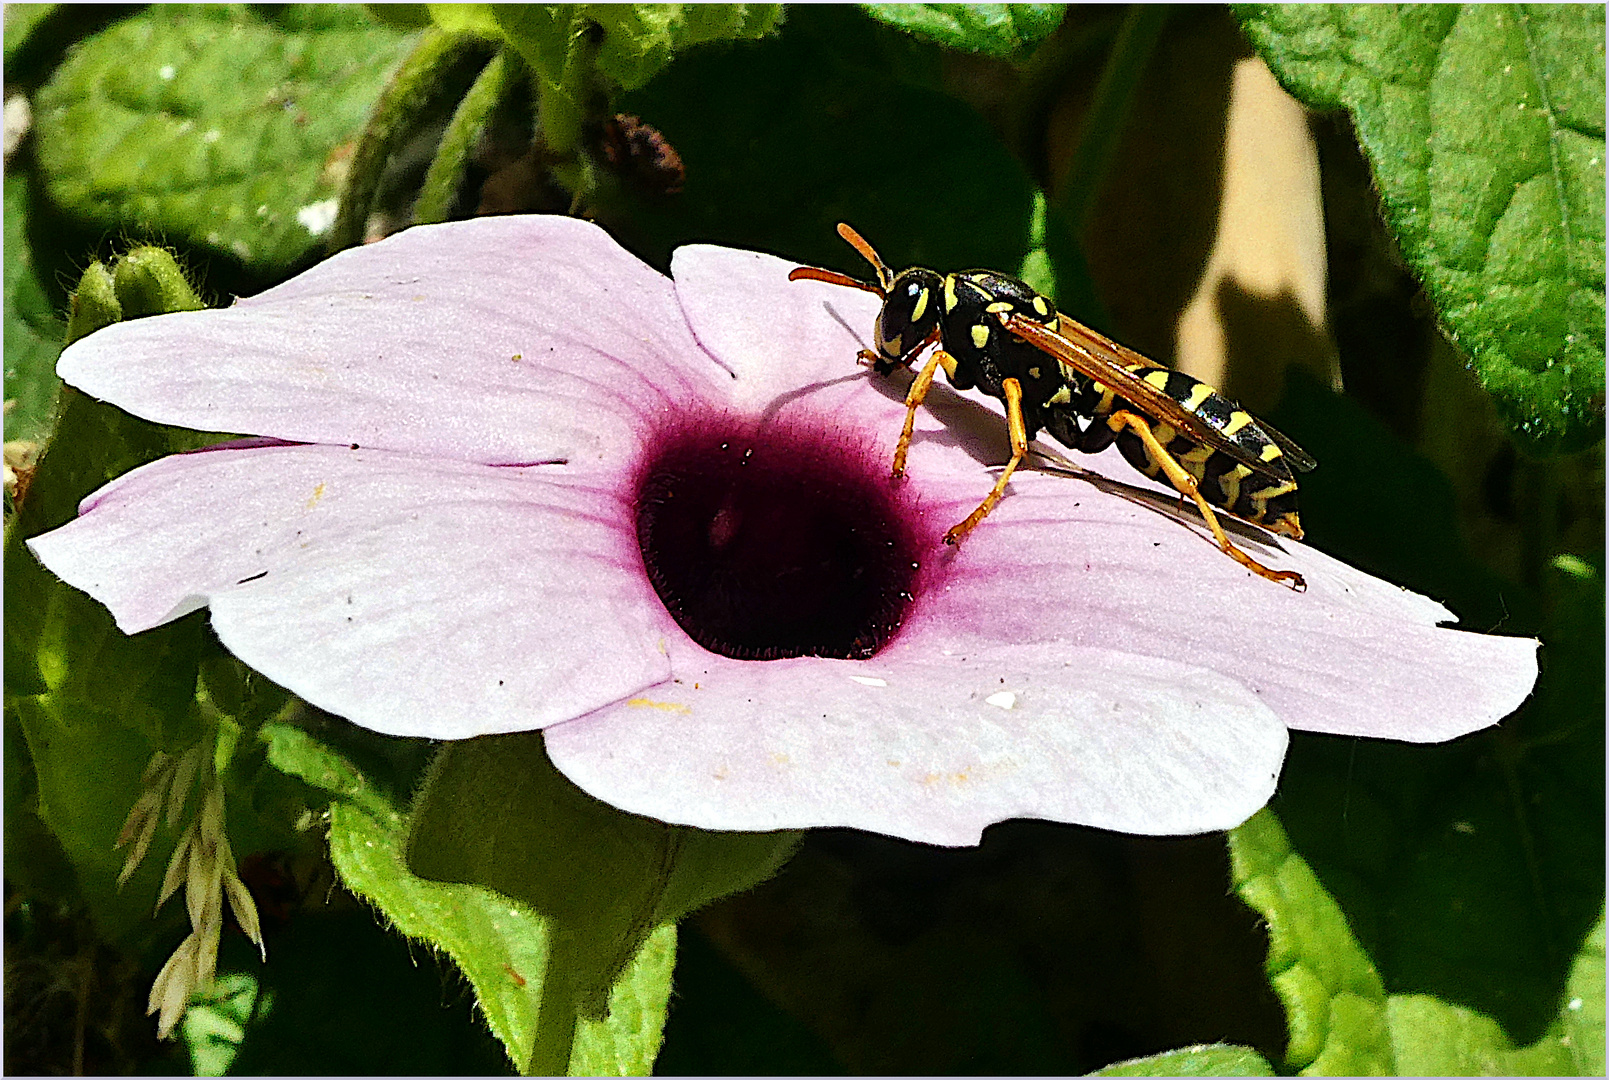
[894,467,1537,743]
[27,444,672,737]
[672,245,881,411]
[544,633,1288,846]
[57,217,728,465]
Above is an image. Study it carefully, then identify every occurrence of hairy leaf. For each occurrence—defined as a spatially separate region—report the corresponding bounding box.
[32,6,412,276]
[1092,1043,1276,1077]
[860,4,1066,58]
[5,257,229,944]
[3,173,64,450]
[405,732,799,1072]
[1232,800,1602,1075]
[1238,4,1606,454]
[267,722,705,1075]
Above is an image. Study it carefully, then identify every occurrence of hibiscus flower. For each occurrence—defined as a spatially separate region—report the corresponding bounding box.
[27,215,1538,846]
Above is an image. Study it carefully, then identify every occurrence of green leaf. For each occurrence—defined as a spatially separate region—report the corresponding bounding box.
[585,4,785,91]
[1237,4,1606,454]
[480,4,784,94]
[1091,1043,1276,1076]
[330,797,555,1072]
[1386,903,1603,1076]
[1232,782,1603,1077]
[266,721,695,1075]
[258,721,390,818]
[32,6,413,277]
[369,4,434,32]
[3,3,56,65]
[478,6,568,95]
[264,721,547,1070]
[3,173,65,450]
[1229,809,1393,1075]
[425,2,504,41]
[4,253,241,944]
[1372,919,1603,1076]
[471,3,781,165]
[7,694,180,940]
[1562,908,1607,1075]
[436,4,783,163]
[4,415,205,939]
[859,3,1066,58]
[568,922,679,1077]
[5,384,213,941]
[180,972,260,1077]
[3,705,79,906]
[404,732,799,1073]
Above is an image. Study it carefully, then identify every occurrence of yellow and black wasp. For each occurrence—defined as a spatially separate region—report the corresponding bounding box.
[789,223,1317,590]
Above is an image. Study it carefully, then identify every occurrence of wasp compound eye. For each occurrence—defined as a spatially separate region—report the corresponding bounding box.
[874,269,944,363]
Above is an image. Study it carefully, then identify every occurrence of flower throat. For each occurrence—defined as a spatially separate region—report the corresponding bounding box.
[633,422,926,661]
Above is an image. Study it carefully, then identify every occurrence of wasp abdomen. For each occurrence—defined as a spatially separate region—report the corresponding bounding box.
[1069,365,1302,537]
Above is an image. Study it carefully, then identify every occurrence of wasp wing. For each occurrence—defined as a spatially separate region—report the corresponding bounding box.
[1253,417,1317,473]
[1002,313,1316,481]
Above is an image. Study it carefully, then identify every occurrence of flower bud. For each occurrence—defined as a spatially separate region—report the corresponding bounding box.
[112,246,204,319]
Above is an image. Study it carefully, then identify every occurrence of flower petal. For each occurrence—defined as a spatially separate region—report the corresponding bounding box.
[672,244,881,411]
[544,635,1288,846]
[28,444,673,737]
[58,217,727,465]
[896,467,1538,743]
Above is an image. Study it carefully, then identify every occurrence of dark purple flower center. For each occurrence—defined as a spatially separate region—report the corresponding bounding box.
[634,420,928,661]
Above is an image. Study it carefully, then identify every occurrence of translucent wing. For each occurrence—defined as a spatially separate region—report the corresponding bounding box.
[1003,313,1317,480]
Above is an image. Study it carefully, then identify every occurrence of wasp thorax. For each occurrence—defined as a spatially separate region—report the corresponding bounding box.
[875,268,944,363]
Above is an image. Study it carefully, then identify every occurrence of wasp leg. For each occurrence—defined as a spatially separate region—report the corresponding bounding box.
[944,377,1028,546]
[892,348,953,479]
[1106,410,1306,591]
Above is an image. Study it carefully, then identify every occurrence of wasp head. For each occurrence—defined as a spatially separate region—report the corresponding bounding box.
[873,268,943,367]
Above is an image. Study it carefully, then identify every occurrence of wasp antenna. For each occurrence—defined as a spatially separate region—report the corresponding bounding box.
[787,265,885,297]
[836,223,895,293]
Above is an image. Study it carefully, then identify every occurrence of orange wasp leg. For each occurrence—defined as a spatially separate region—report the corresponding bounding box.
[892,346,954,479]
[944,377,1029,546]
[1106,409,1306,591]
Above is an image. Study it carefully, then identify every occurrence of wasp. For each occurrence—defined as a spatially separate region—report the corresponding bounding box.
[788,224,1316,590]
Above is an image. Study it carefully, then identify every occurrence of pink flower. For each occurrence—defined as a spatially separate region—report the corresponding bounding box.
[28,216,1538,846]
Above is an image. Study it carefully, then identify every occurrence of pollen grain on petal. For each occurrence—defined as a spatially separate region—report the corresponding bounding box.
[626,697,691,714]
